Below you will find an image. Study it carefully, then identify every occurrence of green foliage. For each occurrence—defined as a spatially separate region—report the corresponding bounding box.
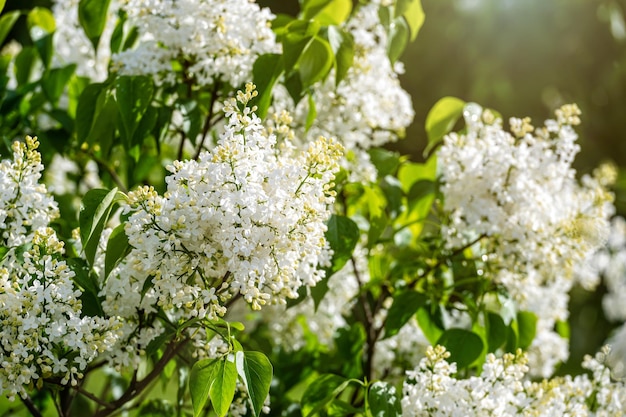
[189,357,238,417]
[235,351,273,417]
[368,381,402,417]
[423,96,465,156]
[78,0,113,50]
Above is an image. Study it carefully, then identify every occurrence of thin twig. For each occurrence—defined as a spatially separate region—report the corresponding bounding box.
[20,395,43,417]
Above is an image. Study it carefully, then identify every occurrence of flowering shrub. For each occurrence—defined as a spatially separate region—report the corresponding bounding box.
[0,0,625,416]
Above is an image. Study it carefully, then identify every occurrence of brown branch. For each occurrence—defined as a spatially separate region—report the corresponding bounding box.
[20,395,43,417]
[93,338,190,417]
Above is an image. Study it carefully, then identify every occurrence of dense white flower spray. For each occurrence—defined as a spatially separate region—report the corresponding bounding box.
[0,137,122,400]
[438,105,614,376]
[103,84,342,325]
[113,0,279,86]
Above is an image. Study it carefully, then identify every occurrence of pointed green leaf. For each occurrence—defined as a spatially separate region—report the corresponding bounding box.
[42,64,77,104]
[301,374,350,417]
[436,328,484,369]
[104,223,130,279]
[384,290,427,339]
[251,53,283,119]
[0,11,20,47]
[516,311,538,350]
[424,96,465,156]
[368,381,401,417]
[79,188,125,266]
[395,0,425,41]
[311,0,352,25]
[387,17,409,64]
[327,25,354,86]
[115,75,154,148]
[210,358,238,417]
[235,351,273,417]
[299,36,333,88]
[78,0,112,51]
[189,359,217,417]
[27,7,56,34]
[486,312,507,352]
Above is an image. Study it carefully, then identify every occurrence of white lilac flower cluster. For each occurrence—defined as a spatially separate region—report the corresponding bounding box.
[401,345,626,416]
[51,0,119,81]
[113,0,278,87]
[102,84,342,326]
[270,3,414,182]
[0,137,122,400]
[438,104,614,376]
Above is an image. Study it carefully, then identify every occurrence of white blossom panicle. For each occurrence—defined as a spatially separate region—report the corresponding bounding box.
[51,0,118,81]
[401,345,626,416]
[438,104,614,376]
[113,0,278,86]
[103,84,342,324]
[269,3,414,182]
[0,136,59,247]
[0,138,122,400]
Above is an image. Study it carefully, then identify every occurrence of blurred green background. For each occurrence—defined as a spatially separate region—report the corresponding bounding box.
[6,0,626,376]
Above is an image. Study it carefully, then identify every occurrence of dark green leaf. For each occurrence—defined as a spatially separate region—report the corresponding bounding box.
[42,65,77,104]
[516,311,538,350]
[384,290,427,339]
[75,83,104,142]
[436,328,484,369]
[368,381,401,417]
[78,0,113,51]
[115,75,154,148]
[79,188,125,266]
[251,53,283,119]
[299,36,334,88]
[416,306,444,344]
[301,374,349,417]
[210,358,238,417]
[423,96,465,157]
[486,312,507,352]
[190,358,217,417]
[104,223,130,279]
[14,47,37,87]
[235,351,273,417]
[335,324,366,378]
[305,92,317,131]
[0,11,20,47]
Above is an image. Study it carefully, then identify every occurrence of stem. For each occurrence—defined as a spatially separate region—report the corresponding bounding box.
[93,338,190,417]
[20,395,43,417]
[87,152,128,194]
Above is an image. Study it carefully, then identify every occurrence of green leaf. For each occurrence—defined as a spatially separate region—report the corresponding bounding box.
[424,96,465,157]
[0,0,6,14]
[327,26,354,86]
[14,47,37,87]
[251,53,283,119]
[305,92,317,131]
[301,374,349,417]
[0,11,20,47]
[486,312,507,352]
[27,7,56,35]
[78,0,113,51]
[66,258,104,317]
[416,307,444,344]
[301,0,334,20]
[42,65,77,104]
[75,83,105,142]
[210,358,238,417]
[384,290,427,339]
[436,328,484,369]
[189,359,217,417]
[235,351,273,417]
[34,33,54,69]
[104,223,130,279]
[79,188,125,266]
[555,320,570,339]
[368,148,401,178]
[299,36,334,88]
[387,17,409,64]
[321,215,360,286]
[335,324,366,378]
[368,381,401,417]
[309,0,352,25]
[395,0,425,41]
[115,75,154,148]
[516,311,538,350]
